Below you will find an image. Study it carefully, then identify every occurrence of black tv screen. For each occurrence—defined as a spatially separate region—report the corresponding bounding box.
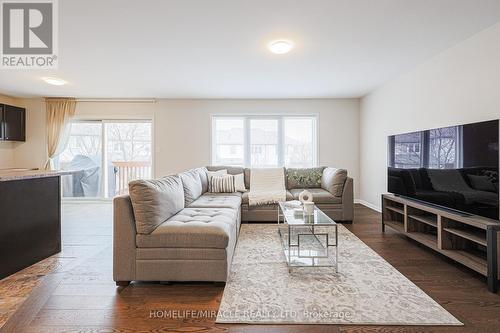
[387,119,499,220]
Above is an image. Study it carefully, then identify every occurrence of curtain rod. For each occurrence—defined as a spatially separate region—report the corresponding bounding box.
[74,98,157,103]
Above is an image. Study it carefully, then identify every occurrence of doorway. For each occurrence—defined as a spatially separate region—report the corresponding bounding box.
[57,120,153,199]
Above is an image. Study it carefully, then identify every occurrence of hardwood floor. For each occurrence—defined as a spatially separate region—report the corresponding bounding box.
[1,203,500,333]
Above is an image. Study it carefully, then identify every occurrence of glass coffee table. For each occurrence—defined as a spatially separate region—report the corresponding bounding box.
[277,201,338,272]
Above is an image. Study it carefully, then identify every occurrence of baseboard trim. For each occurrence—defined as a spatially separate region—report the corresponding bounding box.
[355,199,382,212]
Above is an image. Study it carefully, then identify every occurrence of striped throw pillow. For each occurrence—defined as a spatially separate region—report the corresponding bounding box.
[210,174,235,193]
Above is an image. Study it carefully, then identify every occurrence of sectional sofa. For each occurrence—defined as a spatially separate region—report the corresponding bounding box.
[113,166,353,285]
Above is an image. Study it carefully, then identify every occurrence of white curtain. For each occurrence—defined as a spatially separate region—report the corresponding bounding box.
[45,98,76,170]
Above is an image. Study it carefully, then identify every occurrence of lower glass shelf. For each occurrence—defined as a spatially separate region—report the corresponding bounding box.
[278,226,338,269]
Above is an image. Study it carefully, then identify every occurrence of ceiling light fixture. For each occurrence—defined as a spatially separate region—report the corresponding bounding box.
[268,40,294,54]
[42,77,67,86]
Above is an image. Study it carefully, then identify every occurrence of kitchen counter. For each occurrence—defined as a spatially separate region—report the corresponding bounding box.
[0,169,69,182]
[0,170,62,279]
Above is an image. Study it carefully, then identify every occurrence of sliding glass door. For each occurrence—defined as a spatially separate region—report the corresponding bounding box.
[105,122,152,196]
[59,121,103,198]
[58,120,153,199]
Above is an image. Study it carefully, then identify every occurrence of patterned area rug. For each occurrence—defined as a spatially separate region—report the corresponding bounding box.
[216,224,462,325]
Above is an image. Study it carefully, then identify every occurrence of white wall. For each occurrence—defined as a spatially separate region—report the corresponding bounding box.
[360,22,500,210]
[13,98,361,197]
[154,99,360,186]
[0,94,24,168]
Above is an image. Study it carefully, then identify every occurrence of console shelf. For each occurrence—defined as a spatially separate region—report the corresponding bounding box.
[443,227,487,247]
[406,232,438,249]
[382,194,500,293]
[408,214,438,228]
[384,220,404,233]
[386,206,404,215]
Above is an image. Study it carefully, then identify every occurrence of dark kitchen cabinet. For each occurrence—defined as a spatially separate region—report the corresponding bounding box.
[1,104,26,141]
[0,176,61,279]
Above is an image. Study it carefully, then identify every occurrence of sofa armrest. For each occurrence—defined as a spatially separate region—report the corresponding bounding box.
[341,177,354,221]
[113,195,137,282]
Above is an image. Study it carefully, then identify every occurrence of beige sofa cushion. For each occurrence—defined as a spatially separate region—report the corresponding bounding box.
[194,167,209,193]
[321,167,348,197]
[136,208,237,248]
[136,247,227,260]
[289,188,341,204]
[129,175,185,234]
[189,193,242,210]
[179,169,203,205]
[208,166,250,189]
[242,190,293,204]
[207,165,245,175]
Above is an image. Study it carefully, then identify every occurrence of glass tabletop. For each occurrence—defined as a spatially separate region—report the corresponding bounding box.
[278,201,337,226]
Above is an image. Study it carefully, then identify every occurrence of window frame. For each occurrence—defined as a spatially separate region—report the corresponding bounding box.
[388,125,463,169]
[210,114,319,167]
[58,118,154,201]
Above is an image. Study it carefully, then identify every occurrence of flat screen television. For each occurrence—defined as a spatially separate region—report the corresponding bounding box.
[387,119,499,220]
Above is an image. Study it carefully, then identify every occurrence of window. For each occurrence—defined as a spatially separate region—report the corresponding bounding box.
[393,132,423,168]
[212,117,244,166]
[250,119,279,167]
[284,117,315,167]
[58,121,104,198]
[429,126,459,169]
[212,115,317,167]
[389,125,462,169]
[57,120,153,199]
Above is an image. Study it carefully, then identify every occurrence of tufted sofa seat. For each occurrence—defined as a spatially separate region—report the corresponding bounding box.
[188,193,242,210]
[136,208,239,248]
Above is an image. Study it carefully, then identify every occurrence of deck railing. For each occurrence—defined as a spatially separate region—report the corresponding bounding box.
[113,161,152,195]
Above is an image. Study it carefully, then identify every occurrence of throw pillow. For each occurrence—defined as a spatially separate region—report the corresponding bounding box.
[321,167,348,197]
[207,169,227,182]
[234,173,246,192]
[179,169,203,206]
[468,174,496,192]
[427,169,470,192]
[194,167,209,193]
[286,167,325,189]
[210,174,235,193]
[207,169,227,192]
[128,175,185,234]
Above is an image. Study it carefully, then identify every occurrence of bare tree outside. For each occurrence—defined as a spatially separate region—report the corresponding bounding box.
[429,127,457,169]
[59,122,102,166]
[106,123,151,162]
[392,126,459,169]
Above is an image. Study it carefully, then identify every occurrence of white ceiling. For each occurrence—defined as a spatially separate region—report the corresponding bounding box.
[1,0,500,99]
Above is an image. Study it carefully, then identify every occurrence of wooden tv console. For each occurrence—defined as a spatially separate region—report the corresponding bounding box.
[381,194,500,293]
